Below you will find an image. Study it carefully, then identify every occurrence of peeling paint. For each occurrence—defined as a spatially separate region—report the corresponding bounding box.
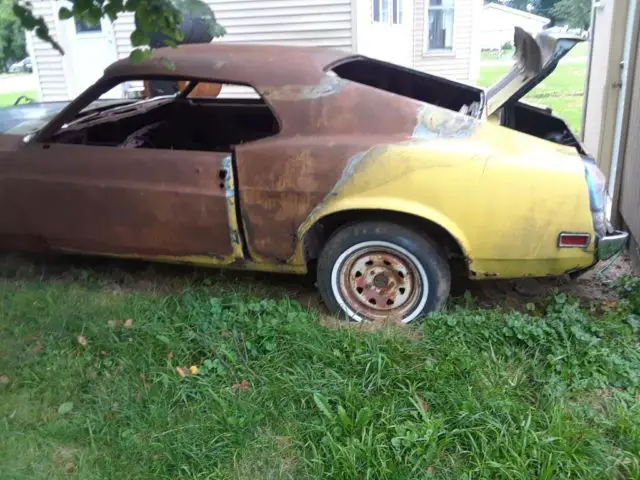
[412,106,478,140]
[262,75,348,102]
[222,155,245,260]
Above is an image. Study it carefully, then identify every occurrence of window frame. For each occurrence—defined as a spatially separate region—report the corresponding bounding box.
[74,18,103,35]
[33,75,281,145]
[424,0,455,55]
[372,0,403,25]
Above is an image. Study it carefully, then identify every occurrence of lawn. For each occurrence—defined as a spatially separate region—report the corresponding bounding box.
[1,257,639,479]
[480,40,589,62]
[0,90,38,108]
[479,61,587,135]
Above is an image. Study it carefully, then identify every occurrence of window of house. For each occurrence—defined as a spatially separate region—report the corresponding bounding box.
[372,0,403,24]
[426,0,454,52]
[75,18,102,34]
[49,78,279,152]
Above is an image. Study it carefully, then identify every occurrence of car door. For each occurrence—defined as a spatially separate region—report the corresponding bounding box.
[0,140,235,260]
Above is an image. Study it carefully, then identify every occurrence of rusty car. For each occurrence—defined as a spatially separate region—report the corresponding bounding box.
[0,28,629,323]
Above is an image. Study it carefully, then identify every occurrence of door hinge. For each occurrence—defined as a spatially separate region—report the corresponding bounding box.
[218,168,227,189]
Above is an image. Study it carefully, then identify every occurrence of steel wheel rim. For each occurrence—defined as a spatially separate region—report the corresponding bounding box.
[330,241,429,323]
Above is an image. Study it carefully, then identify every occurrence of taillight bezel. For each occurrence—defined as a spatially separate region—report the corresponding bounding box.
[557,232,591,249]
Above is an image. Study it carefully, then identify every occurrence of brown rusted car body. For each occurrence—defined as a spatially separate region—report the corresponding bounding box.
[0,44,483,273]
[0,39,622,291]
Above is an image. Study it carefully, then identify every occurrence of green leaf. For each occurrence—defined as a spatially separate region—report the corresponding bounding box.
[58,7,73,20]
[391,437,403,448]
[74,0,95,14]
[58,402,74,415]
[336,405,352,428]
[86,7,102,25]
[210,23,226,38]
[355,406,372,428]
[16,0,227,57]
[312,393,334,420]
[130,29,150,47]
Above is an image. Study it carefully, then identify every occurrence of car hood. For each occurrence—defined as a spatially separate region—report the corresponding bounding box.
[485,27,586,116]
[0,99,131,137]
[0,101,71,136]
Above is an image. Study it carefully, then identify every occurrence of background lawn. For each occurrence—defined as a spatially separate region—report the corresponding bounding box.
[478,45,588,135]
[480,40,589,62]
[0,90,37,107]
[0,256,639,479]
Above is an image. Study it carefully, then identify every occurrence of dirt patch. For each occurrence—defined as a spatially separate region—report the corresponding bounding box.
[319,313,424,340]
[52,446,80,473]
[460,254,632,310]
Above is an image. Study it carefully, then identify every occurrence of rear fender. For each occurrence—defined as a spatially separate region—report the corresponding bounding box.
[292,197,471,266]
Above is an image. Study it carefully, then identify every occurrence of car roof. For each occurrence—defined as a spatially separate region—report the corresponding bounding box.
[104,43,352,88]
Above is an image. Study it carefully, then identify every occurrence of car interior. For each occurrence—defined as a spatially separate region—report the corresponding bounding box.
[331,56,584,152]
[500,101,584,152]
[331,57,486,118]
[49,81,280,152]
[48,72,582,154]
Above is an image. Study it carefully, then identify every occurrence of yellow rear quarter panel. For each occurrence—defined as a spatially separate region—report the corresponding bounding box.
[300,122,595,279]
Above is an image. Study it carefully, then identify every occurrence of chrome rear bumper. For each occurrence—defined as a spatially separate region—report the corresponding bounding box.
[597,230,629,261]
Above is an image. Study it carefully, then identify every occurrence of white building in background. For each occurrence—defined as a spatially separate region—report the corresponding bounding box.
[25,0,483,102]
[480,2,550,50]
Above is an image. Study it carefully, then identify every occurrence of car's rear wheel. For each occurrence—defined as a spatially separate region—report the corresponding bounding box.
[317,221,451,323]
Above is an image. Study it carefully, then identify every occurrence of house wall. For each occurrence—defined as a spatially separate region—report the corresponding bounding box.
[355,0,413,67]
[619,43,640,246]
[413,0,482,83]
[583,0,640,270]
[479,5,549,51]
[29,0,482,99]
[28,0,356,101]
[24,0,71,100]
[582,0,629,180]
[114,0,355,58]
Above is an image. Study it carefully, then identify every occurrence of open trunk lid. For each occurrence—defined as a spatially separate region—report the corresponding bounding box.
[485,27,586,116]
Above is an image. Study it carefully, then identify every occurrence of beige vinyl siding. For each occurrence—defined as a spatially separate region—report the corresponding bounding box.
[354,0,413,67]
[413,0,476,82]
[467,0,482,84]
[113,0,354,59]
[112,13,135,58]
[25,0,69,101]
[29,0,354,102]
[113,0,354,99]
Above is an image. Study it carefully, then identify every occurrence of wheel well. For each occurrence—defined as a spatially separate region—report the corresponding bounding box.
[303,209,468,272]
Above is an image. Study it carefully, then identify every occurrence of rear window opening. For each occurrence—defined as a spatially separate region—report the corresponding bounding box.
[330,57,485,117]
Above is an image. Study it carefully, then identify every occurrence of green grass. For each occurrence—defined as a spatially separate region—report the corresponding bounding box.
[480,49,512,62]
[480,40,589,62]
[479,62,587,135]
[566,41,589,58]
[0,90,38,108]
[1,259,639,479]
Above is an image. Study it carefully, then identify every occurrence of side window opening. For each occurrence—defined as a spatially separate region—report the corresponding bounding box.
[330,57,484,116]
[50,78,278,152]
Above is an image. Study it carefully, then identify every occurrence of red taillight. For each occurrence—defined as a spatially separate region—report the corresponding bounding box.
[558,233,591,248]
